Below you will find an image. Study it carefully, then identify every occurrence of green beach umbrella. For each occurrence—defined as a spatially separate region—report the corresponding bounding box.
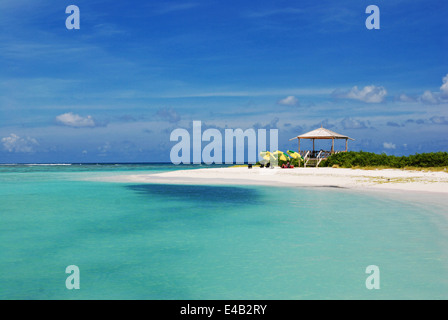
[287,150,302,160]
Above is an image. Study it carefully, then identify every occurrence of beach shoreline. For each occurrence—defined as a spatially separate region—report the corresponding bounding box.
[94,166,448,195]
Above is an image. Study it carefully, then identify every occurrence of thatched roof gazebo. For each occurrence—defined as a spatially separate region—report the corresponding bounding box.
[289,127,354,167]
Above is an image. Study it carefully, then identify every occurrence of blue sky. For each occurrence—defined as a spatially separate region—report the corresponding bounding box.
[0,0,447,163]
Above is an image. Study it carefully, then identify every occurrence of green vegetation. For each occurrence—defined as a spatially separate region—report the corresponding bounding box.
[321,151,448,169]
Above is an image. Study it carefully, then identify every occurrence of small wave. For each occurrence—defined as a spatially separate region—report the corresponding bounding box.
[23,164,73,166]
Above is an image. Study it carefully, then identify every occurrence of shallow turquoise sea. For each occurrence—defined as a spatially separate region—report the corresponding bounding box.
[0,164,447,299]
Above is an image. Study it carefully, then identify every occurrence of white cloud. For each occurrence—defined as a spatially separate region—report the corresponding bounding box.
[417,73,448,103]
[383,142,396,149]
[1,133,39,153]
[398,93,414,102]
[56,112,96,128]
[440,73,448,98]
[419,90,438,104]
[342,85,387,103]
[277,95,299,106]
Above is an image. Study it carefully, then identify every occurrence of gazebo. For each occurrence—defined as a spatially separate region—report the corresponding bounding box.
[289,127,354,167]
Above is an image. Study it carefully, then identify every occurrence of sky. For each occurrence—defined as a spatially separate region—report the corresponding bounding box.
[0,0,447,163]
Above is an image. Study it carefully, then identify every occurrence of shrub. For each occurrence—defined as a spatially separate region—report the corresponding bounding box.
[321,151,448,168]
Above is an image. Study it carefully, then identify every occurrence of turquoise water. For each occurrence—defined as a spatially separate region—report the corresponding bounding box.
[0,164,447,299]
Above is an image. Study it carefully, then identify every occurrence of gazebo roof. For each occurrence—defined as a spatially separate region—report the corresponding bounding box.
[290,127,354,140]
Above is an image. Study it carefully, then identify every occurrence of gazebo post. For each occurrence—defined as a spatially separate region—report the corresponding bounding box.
[345,138,348,152]
[331,138,334,153]
[312,139,315,155]
[298,138,301,153]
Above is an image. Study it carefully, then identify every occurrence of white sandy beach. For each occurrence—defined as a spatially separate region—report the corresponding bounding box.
[98,167,448,194]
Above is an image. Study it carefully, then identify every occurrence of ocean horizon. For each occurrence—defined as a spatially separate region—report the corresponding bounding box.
[1,164,447,299]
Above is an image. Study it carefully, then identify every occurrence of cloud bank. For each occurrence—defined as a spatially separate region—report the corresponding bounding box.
[383,142,396,150]
[440,73,448,98]
[56,113,96,128]
[2,133,39,153]
[335,85,387,103]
